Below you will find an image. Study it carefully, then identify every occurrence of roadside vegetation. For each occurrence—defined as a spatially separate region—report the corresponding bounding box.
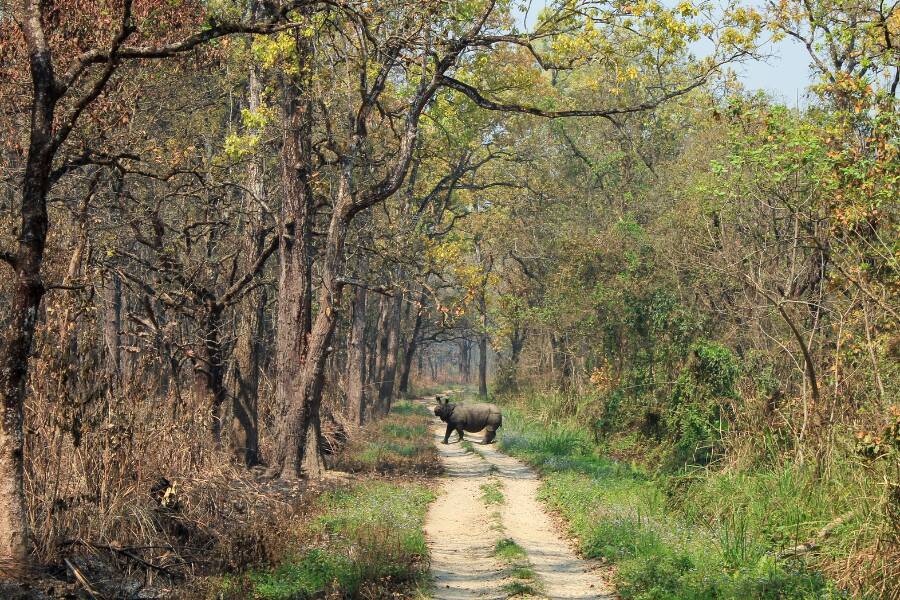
[333,401,441,476]
[205,402,438,599]
[215,482,434,600]
[497,402,892,599]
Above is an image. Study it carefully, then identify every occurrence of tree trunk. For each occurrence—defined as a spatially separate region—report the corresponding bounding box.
[230,57,266,467]
[268,181,355,480]
[398,297,424,397]
[232,287,265,466]
[377,293,402,415]
[273,30,314,466]
[373,296,390,392]
[478,288,489,397]
[193,305,226,445]
[478,334,489,398]
[346,281,368,425]
[1,14,56,565]
[102,271,123,380]
[510,326,525,365]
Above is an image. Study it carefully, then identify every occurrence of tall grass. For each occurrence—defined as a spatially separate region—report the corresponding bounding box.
[495,400,885,599]
[212,399,440,599]
[219,482,435,599]
[332,401,441,475]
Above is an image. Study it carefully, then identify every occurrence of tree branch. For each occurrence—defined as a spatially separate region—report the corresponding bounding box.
[440,74,710,120]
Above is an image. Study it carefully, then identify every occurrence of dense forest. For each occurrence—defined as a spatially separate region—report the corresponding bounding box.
[0,0,897,598]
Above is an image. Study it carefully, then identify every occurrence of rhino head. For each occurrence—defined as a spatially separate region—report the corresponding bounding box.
[433,395,456,422]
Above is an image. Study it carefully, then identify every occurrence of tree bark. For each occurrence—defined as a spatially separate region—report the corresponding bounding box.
[102,271,123,380]
[398,296,424,397]
[346,280,368,425]
[192,305,226,445]
[376,293,403,415]
[273,29,315,470]
[232,287,265,466]
[230,55,266,467]
[268,181,356,480]
[1,3,56,565]
[478,334,489,398]
[478,291,489,397]
[373,296,390,392]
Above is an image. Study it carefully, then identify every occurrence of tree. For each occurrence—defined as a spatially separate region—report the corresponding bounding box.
[0,0,308,568]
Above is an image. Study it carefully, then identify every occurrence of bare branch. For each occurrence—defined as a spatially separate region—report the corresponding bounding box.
[440,74,711,120]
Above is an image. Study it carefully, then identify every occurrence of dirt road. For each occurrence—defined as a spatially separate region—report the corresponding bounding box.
[424,399,614,600]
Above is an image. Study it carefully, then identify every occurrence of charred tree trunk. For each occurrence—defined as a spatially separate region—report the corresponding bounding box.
[193,304,227,445]
[1,11,56,564]
[510,326,525,365]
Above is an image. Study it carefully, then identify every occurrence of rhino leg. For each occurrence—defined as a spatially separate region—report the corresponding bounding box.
[457,427,465,442]
[443,423,454,444]
[482,428,497,444]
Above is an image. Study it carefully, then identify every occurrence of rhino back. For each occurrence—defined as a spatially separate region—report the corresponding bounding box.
[454,403,502,431]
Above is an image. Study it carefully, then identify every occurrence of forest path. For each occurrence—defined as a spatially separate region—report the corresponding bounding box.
[423,396,614,600]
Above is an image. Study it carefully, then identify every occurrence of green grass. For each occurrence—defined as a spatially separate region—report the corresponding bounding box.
[333,401,439,475]
[461,439,476,453]
[388,400,434,417]
[223,482,435,599]
[494,538,527,561]
[480,481,505,505]
[497,405,850,600]
[503,580,540,597]
[493,537,541,596]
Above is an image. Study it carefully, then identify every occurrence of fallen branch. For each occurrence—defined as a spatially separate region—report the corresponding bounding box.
[64,558,103,600]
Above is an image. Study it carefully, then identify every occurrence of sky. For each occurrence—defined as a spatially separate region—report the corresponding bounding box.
[735,37,814,104]
[513,0,817,105]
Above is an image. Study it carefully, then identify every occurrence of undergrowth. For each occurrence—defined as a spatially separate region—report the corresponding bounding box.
[208,401,439,599]
[216,482,435,599]
[496,404,878,600]
[332,401,441,475]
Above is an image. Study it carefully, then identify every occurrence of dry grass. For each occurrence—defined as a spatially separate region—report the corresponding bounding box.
[331,402,441,477]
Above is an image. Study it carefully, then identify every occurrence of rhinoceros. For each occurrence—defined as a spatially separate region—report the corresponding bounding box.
[433,396,502,444]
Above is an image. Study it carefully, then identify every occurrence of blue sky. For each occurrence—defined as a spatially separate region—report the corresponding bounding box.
[736,37,814,103]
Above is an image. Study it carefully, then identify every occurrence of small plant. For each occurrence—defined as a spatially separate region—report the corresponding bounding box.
[503,580,540,597]
[494,538,527,561]
[480,481,504,505]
